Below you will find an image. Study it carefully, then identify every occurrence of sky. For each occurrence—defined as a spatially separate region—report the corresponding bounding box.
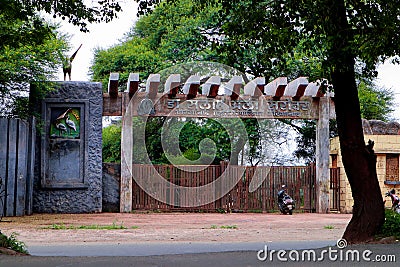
[376,62,400,120]
[53,1,400,121]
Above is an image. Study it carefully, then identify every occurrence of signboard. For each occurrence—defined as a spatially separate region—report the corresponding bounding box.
[131,93,320,119]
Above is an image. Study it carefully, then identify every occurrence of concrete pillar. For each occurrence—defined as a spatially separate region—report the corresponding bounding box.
[316,96,330,213]
[120,103,133,212]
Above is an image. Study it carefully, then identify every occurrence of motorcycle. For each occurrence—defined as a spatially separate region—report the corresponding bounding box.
[277,185,295,215]
[384,189,400,214]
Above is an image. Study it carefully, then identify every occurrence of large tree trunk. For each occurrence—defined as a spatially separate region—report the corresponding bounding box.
[333,70,384,243]
[330,1,384,243]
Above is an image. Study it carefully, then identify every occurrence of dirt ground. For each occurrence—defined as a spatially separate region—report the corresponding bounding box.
[0,212,351,247]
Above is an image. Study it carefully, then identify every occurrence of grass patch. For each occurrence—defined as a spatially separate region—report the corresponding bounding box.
[216,208,226,214]
[210,225,238,229]
[220,225,238,229]
[324,225,335,229]
[247,209,263,213]
[0,232,28,254]
[44,221,133,230]
[45,223,71,230]
[76,223,127,230]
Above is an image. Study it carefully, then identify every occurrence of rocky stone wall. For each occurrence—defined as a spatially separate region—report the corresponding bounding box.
[32,82,103,213]
[102,163,120,212]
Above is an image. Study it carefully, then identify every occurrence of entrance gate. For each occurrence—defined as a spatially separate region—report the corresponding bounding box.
[102,71,335,213]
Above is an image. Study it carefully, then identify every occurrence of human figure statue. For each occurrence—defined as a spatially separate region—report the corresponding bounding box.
[63,44,82,81]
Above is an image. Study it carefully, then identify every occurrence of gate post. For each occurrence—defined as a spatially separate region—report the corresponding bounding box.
[120,103,133,212]
[316,96,330,213]
[31,82,103,213]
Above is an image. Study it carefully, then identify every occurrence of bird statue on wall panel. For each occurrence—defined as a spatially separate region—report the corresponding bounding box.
[55,121,67,136]
[65,115,76,133]
[62,44,82,81]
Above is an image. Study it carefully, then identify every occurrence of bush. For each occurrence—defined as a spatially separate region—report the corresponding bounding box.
[0,232,28,254]
[164,148,216,165]
[102,124,122,163]
[377,210,400,239]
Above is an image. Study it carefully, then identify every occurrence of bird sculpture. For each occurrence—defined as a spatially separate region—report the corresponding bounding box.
[65,115,76,134]
[55,121,67,136]
[62,44,82,81]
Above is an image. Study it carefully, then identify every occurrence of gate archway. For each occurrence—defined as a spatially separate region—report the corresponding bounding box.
[102,70,335,213]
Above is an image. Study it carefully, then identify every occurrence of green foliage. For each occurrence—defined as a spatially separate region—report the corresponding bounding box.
[174,148,201,161]
[210,225,238,229]
[129,116,267,166]
[45,223,69,230]
[220,225,237,229]
[136,0,400,79]
[91,38,164,90]
[6,0,122,32]
[377,210,400,239]
[292,120,317,164]
[98,0,397,169]
[134,0,220,60]
[165,149,215,165]
[0,178,5,221]
[102,124,122,163]
[1,0,126,117]
[0,5,68,117]
[91,0,221,86]
[216,208,226,213]
[107,116,294,165]
[140,117,166,164]
[146,118,232,165]
[0,232,28,254]
[89,0,339,166]
[358,81,394,121]
[292,79,394,163]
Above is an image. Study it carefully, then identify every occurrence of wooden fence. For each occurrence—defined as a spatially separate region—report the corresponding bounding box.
[0,117,35,217]
[132,164,317,212]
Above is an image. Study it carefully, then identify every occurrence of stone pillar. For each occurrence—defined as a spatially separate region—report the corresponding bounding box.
[32,82,103,213]
[316,96,330,213]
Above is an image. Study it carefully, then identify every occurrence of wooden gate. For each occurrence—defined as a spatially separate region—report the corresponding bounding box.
[131,164,316,212]
[0,117,36,217]
[330,167,340,211]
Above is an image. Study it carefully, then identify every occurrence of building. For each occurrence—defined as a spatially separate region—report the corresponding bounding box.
[330,119,400,213]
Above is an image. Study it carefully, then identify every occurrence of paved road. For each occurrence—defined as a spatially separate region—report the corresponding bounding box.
[27,240,335,256]
[1,242,399,267]
[0,213,397,266]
